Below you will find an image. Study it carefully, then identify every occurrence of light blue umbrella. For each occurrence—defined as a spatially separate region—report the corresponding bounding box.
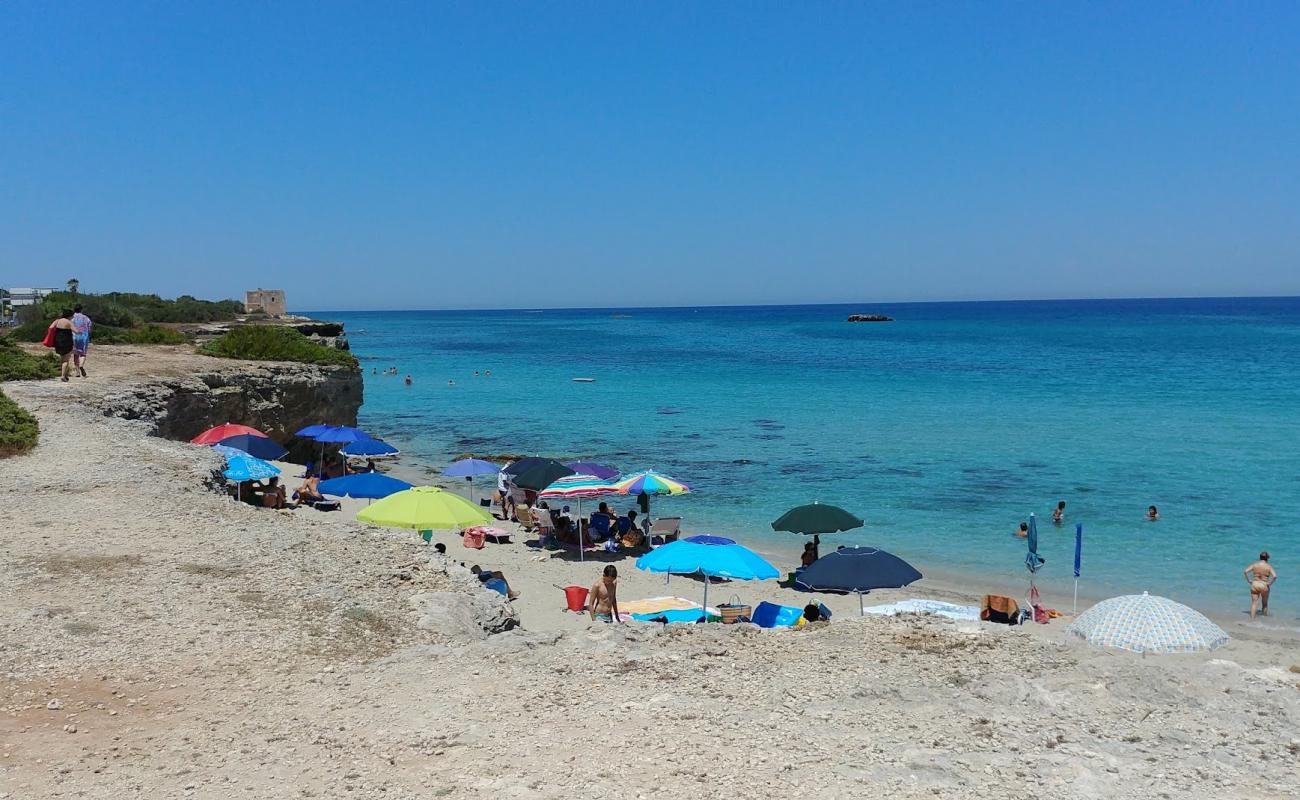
[223,454,281,502]
[442,458,501,505]
[636,540,779,618]
[1068,592,1228,654]
[211,444,245,460]
[318,472,413,504]
[341,438,400,457]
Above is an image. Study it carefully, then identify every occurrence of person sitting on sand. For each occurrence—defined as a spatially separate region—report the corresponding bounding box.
[589,502,615,541]
[1014,521,1029,538]
[800,541,818,568]
[296,475,325,504]
[803,603,824,623]
[470,565,519,600]
[1146,505,1159,521]
[1052,500,1066,525]
[588,565,621,623]
[1244,552,1277,619]
[618,510,644,547]
[261,477,288,509]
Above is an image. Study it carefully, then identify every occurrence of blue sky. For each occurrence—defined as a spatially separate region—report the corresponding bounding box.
[2,2,1298,310]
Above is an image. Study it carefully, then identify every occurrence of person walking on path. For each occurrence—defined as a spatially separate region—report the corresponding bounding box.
[71,303,92,377]
[46,309,76,382]
[1244,552,1277,619]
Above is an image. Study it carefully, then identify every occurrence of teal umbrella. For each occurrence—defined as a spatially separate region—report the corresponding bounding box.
[771,502,864,534]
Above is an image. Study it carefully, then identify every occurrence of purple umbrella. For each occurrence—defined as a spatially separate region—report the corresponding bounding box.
[565,462,620,480]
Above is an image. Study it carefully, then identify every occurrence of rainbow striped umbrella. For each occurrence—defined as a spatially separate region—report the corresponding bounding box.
[613,470,691,496]
[538,474,621,562]
[538,474,621,500]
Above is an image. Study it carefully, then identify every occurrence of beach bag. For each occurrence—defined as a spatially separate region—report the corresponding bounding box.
[718,594,752,625]
[42,325,56,348]
[462,528,486,549]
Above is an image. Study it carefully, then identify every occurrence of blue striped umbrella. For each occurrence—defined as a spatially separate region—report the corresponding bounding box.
[1067,592,1228,654]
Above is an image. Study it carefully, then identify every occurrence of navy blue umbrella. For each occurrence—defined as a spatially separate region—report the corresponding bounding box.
[565,461,620,480]
[795,546,922,615]
[215,434,289,461]
[503,457,559,476]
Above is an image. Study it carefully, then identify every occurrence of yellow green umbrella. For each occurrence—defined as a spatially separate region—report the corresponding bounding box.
[356,486,492,539]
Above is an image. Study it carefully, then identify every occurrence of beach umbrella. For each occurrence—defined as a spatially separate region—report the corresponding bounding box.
[294,424,333,438]
[211,444,246,460]
[1025,513,1045,573]
[613,470,691,527]
[192,423,269,445]
[222,453,281,482]
[636,540,779,619]
[356,486,493,541]
[795,546,922,615]
[311,425,373,443]
[684,534,736,545]
[565,461,620,481]
[442,458,501,506]
[1067,592,1228,655]
[215,433,289,462]
[1073,523,1084,613]
[512,461,575,492]
[614,470,691,496]
[503,457,559,476]
[771,502,863,535]
[539,474,621,561]
[341,438,400,458]
[318,472,413,503]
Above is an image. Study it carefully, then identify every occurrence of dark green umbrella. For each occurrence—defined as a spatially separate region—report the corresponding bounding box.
[771,502,864,535]
[511,461,575,491]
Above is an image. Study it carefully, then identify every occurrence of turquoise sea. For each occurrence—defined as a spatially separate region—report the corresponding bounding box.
[317,298,1300,613]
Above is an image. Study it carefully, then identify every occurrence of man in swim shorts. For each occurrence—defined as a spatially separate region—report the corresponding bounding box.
[1244,552,1277,619]
[588,565,621,623]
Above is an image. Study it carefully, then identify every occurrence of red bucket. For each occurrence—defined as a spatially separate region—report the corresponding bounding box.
[563,585,589,612]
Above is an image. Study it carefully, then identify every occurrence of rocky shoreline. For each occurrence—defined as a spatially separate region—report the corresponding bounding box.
[2,346,1298,799]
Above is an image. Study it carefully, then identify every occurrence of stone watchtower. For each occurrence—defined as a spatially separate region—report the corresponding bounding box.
[244,288,286,318]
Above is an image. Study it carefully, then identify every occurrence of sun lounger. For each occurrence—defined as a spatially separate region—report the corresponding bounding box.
[648,516,681,546]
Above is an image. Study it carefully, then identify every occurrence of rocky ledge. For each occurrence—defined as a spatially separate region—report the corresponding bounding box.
[97,350,363,461]
[847,313,894,322]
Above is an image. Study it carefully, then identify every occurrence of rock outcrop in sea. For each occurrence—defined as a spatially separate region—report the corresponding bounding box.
[847,313,894,322]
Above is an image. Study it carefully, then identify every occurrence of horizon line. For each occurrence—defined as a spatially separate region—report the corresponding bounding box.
[298,292,1300,315]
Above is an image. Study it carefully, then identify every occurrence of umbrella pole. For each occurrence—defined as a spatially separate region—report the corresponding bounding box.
[578,497,584,562]
[858,591,864,617]
[702,575,709,622]
[1073,578,1078,615]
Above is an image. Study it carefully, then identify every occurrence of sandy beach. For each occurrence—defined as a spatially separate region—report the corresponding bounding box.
[3,346,1299,799]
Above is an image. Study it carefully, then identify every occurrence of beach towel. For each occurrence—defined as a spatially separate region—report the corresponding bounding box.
[617,596,700,617]
[631,608,719,624]
[863,599,981,621]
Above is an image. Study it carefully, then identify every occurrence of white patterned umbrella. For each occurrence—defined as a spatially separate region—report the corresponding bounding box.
[1067,592,1228,654]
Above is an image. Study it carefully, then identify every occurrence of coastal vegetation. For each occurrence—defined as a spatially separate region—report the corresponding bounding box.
[11,290,238,345]
[0,389,39,456]
[0,336,60,381]
[199,325,359,369]
[0,338,52,456]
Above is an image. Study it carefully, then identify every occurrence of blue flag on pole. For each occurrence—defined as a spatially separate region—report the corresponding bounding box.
[1073,523,1083,578]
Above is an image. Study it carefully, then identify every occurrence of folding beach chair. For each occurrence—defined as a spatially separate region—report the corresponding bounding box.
[648,517,681,547]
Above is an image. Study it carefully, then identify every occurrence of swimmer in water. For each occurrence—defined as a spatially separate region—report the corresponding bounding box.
[485,370,491,376]
[474,370,480,377]
[1014,521,1028,538]
[1146,505,1159,521]
[448,379,455,386]
[1052,500,1066,525]
[404,375,412,385]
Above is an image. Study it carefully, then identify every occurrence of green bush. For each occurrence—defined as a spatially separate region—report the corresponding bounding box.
[0,388,39,457]
[199,325,358,368]
[26,291,244,326]
[0,337,59,381]
[8,320,186,346]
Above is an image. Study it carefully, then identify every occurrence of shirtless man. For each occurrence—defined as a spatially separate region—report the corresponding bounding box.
[588,565,621,623]
[1244,552,1277,619]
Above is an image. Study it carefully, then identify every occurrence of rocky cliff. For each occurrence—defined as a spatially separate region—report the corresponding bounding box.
[100,358,363,462]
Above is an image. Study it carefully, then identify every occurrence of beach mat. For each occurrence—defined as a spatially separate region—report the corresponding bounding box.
[862,599,980,621]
